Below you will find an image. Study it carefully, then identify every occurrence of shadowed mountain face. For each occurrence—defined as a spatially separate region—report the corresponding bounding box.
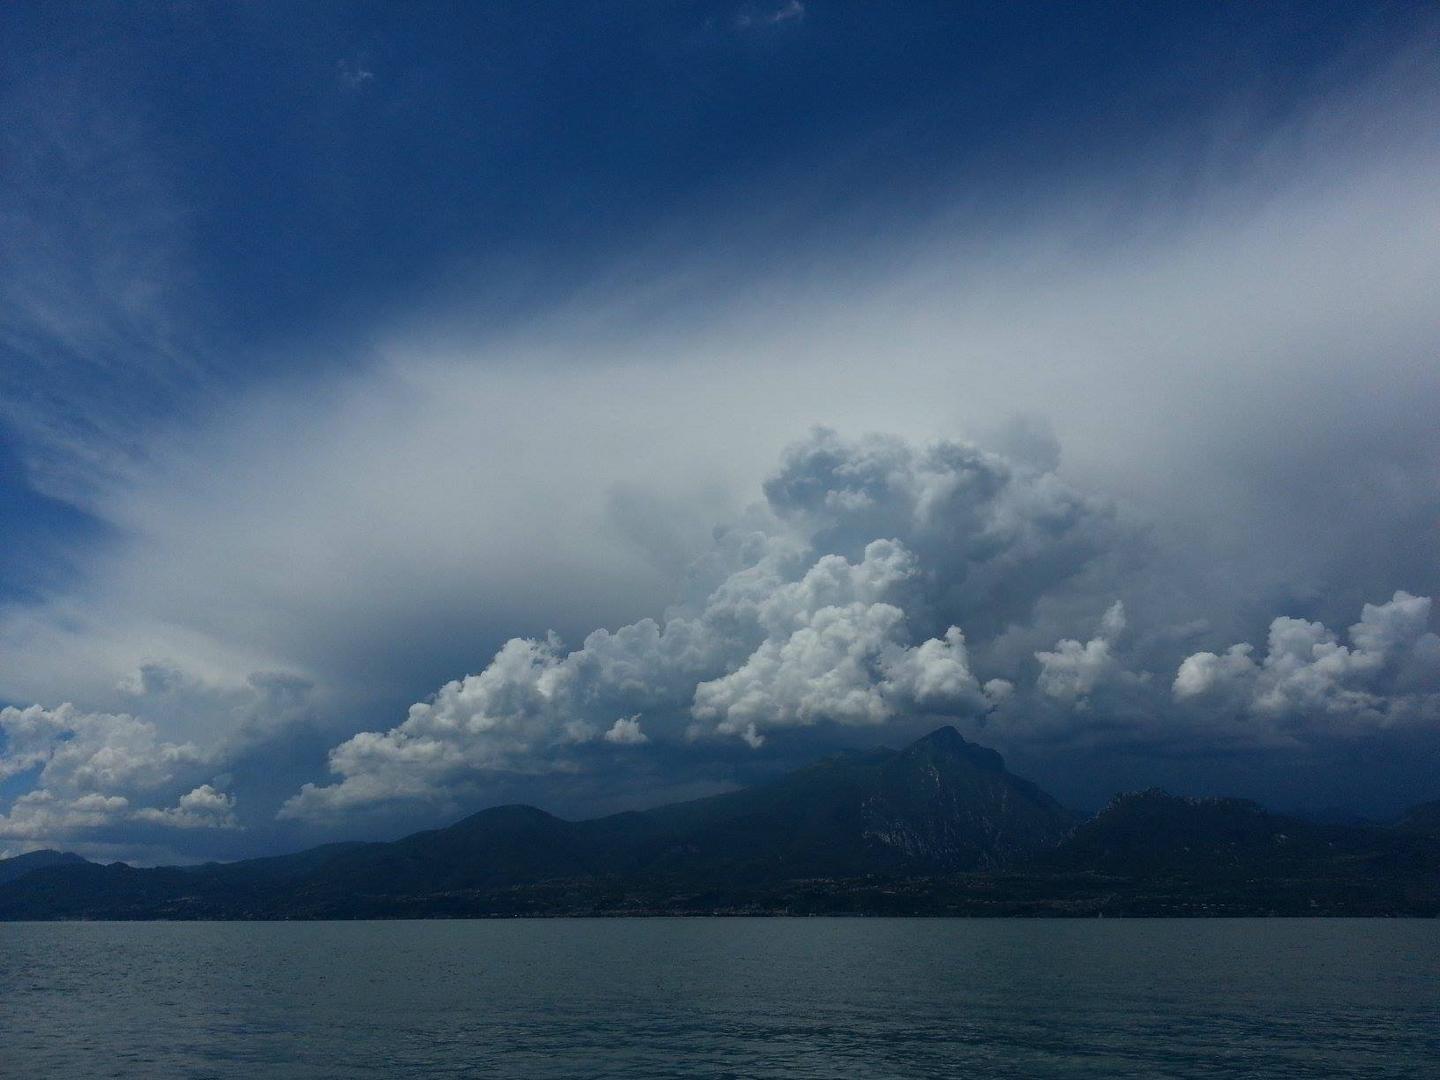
[589,725,1079,884]
[1,730,1437,919]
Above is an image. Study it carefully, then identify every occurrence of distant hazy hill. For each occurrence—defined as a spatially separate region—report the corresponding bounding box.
[0,849,90,887]
[2,728,1437,919]
[1021,789,1440,915]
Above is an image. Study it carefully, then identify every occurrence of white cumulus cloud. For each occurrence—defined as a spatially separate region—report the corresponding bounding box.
[1035,601,1133,705]
[1173,591,1440,732]
[0,703,238,844]
[282,431,1108,818]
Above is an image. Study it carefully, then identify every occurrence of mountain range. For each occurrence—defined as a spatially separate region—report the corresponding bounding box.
[2,727,1437,918]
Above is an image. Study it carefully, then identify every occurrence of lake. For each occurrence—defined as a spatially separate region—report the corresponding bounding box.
[2,918,1436,1078]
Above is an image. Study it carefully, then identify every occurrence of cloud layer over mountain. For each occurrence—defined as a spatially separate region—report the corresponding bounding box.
[281,431,1440,822]
[282,429,1115,816]
[1,5,1438,860]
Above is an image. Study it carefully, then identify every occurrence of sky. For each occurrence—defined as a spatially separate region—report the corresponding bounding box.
[2,1,1438,863]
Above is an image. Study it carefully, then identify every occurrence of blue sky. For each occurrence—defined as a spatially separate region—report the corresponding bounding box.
[2,2,1438,862]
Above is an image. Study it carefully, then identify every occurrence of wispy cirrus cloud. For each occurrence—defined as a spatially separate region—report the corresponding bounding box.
[736,1,804,30]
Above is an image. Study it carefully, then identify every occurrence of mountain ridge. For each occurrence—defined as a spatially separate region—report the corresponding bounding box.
[2,727,1437,919]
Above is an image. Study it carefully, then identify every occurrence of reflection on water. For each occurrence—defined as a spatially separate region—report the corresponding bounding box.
[1,918,1437,1078]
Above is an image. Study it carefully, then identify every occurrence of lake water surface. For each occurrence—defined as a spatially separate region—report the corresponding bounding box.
[2,918,1436,1078]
